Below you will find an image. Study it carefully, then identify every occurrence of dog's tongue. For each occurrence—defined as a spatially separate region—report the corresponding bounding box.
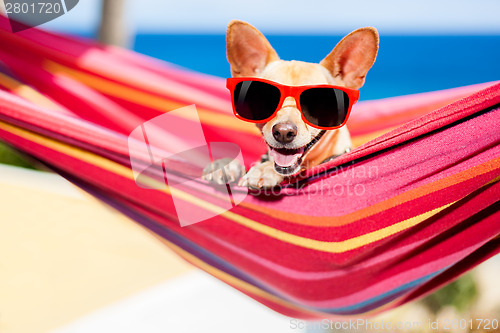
[270,148,304,167]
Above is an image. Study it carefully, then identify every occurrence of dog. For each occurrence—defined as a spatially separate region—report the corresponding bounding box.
[203,20,378,189]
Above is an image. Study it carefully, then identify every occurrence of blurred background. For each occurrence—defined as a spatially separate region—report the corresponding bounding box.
[45,0,500,100]
[0,0,499,332]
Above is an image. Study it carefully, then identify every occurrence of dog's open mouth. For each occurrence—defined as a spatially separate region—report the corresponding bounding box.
[269,131,325,176]
[270,147,304,175]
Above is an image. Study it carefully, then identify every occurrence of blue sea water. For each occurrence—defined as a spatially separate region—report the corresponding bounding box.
[133,34,500,100]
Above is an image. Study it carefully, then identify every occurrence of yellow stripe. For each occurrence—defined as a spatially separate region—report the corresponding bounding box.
[486,174,500,185]
[0,72,64,111]
[0,120,489,253]
[44,61,260,136]
[222,202,454,253]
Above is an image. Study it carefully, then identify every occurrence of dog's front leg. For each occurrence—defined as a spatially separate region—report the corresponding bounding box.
[238,160,283,189]
[202,158,246,185]
[203,154,284,189]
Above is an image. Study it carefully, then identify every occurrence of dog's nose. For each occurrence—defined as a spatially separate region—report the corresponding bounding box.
[272,122,298,144]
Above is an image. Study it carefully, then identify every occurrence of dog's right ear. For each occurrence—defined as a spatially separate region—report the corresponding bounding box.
[226,20,279,77]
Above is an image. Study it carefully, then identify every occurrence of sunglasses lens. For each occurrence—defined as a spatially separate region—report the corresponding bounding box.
[300,88,350,128]
[233,81,281,121]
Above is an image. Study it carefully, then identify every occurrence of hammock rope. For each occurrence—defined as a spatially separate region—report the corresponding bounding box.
[0,17,499,318]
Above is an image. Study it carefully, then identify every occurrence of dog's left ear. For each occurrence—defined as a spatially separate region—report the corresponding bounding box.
[320,27,379,89]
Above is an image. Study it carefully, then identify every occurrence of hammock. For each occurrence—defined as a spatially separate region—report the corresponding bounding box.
[0,17,499,319]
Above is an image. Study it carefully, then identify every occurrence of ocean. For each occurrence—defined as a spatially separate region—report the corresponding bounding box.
[133,34,500,100]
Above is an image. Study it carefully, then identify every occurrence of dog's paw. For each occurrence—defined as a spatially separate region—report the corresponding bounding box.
[238,161,283,189]
[202,158,246,185]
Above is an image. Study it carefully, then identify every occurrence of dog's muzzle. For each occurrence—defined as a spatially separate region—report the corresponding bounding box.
[269,130,326,176]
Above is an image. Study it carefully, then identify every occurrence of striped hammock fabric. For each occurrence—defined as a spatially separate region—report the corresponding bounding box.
[0,17,499,319]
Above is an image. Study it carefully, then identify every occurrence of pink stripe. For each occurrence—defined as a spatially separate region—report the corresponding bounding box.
[350,81,499,135]
[78,49,232,113]
[203,230,428,280]
[287,242,487,308]
[201,224,490,307]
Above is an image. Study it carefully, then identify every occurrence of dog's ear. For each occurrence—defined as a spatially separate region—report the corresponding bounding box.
[226,20,279,77]
[320,27,379,89]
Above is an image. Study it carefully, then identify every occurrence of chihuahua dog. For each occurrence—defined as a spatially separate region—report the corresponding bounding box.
[203,20,378,189]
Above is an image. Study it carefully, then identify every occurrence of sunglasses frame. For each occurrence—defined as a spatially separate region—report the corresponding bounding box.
[226,77,360,130]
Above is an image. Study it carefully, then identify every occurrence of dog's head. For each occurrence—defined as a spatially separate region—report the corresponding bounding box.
[227,20,378,176]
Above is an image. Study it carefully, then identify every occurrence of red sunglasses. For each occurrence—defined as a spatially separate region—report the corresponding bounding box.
[226,77,359,130]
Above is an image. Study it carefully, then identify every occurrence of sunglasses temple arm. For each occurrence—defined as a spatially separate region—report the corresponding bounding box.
[354,90,360,104]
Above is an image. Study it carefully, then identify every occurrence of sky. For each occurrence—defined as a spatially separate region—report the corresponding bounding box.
[36,0,500,35]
